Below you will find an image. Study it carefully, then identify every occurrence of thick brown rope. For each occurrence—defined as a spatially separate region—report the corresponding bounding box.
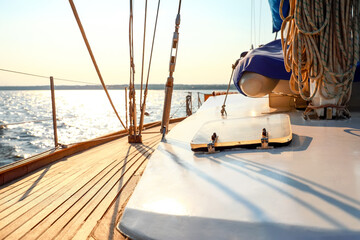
[68,0,127,131]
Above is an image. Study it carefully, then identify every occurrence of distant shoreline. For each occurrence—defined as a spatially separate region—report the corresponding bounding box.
[0,84,237,91]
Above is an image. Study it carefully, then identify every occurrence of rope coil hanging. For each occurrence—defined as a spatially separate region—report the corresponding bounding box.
[280,0,360,117]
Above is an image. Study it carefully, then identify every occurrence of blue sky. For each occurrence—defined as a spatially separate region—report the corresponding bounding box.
[0,0,276,86]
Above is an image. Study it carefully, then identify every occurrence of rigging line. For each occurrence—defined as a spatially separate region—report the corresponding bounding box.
[221,60,237,116]
[170,100,186,119]
[129,0,135,87]
[258,0,262,45]
[54,77,97,85]
[139,0,161,134]
[68,0,127,131]
[129,1,133,88]
[140,0,148,110]
[250,1,252,47]
[0,68,48,79]
[177,0,182,14]
[250,0,254,48]
[253,0,256,48]
[0,68,97,85]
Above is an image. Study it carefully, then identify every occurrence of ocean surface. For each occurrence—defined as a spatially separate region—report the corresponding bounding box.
[0,89,211,167]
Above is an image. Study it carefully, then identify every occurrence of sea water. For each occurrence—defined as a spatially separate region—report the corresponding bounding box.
[0,89,208,166]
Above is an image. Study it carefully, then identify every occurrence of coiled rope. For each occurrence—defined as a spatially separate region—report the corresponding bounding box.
[280,0,360,114]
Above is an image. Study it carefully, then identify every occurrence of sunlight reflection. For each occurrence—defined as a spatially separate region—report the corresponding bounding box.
[143,198,187,215]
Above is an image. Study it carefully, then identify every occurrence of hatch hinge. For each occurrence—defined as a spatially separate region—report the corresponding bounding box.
[257,128,273,149]
[207,132,218,153]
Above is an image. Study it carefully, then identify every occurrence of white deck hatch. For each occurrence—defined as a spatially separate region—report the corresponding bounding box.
[190,114,292,150]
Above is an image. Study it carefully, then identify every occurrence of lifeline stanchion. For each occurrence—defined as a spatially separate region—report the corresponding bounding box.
[186,93,192,116]
[125,87,128,129]
[50,76,59,148]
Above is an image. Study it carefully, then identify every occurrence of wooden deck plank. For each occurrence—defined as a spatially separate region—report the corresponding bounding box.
[0,139,132,222]
[90,137,163,240]
[57,141,158,239]
[0,164,91,227]
[0,152,92,199]
[0,139,127,204]
[90,171,142,240]
[3,139,158,240]
[71,144,158,240]
[0,156,95,212]
[0,167,64,203]
[0,133,150,210]
[0,161,64,196]
[55,149,153,240]
[19,138,160,240]
[0,142,142,238]
[0,121,180,240]
[34,149,148,240]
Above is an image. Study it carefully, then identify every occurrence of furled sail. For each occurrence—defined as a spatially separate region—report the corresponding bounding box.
[268,0,289,32]
[233,40,360,97]
[233,39,291,96]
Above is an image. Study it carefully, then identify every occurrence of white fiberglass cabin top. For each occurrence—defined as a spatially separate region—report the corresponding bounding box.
[119,94,360,240]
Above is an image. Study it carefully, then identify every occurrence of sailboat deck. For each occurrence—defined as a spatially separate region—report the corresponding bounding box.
[119,95,360,239]
[0,123,177,240]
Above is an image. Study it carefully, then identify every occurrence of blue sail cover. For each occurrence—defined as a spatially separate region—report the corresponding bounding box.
[268,0,290,32]
[233,39,291,95]
[233,39,360,96]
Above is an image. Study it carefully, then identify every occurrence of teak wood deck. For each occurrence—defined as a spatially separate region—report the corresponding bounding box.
[0,121,179,240]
